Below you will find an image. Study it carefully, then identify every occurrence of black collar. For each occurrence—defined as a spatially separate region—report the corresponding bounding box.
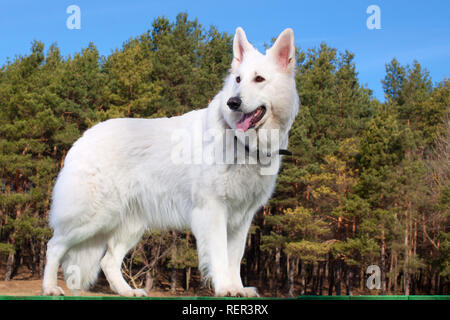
[278,149,293,156]
[234,136,292,158]
[244,144,292,157]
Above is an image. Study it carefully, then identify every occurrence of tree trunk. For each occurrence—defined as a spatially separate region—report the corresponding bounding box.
[29,240,36,276]
[39,240,46,278]
[404,263,410,295]
[145,269,154,292]
[273,247,281,296]
[4,251,15,281]
[413,220,418,256]
[287,256,297,297]
[411,273,416,295]
[335,261,341,295]
[381,227,386,295]
[311,262,318,295]
[360,267,365,291]
[388,250,395,294]
[186,267,191,291]
[328,258,334,296]
[346,267,353,296]
[170,268,177,294]
[404,207,410,295]
[393,254,399,293]
[258,265,264,290]
[434,271,440,295]
[318,262,325,295]
[299,260,306,295]
[170,231,177,294]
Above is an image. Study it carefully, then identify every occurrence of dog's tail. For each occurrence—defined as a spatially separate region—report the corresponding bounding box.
[61,235,107,292]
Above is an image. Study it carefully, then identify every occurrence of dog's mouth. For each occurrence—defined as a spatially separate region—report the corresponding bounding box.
[236,106,266,132]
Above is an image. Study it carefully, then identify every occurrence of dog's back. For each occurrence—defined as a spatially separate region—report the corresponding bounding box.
[51,111,207,231]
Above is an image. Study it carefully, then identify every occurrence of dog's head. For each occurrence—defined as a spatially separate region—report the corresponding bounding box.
[221,27,299,142]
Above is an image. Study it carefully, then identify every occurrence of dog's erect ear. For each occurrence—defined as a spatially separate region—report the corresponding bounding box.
[231,27,252,72]
[268,28,296,73]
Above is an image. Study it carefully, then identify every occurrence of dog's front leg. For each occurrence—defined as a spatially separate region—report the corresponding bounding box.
[227,213,259,297]
[191,199,233,296]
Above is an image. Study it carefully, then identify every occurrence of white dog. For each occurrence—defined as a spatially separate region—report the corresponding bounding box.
[42,27,299,297]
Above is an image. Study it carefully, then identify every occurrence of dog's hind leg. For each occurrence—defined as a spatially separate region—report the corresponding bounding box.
[100,224,146,297]
[43,226,110,295]
[42,236,70,296]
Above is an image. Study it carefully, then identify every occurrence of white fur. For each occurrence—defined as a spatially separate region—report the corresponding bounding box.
[42,27,299,297]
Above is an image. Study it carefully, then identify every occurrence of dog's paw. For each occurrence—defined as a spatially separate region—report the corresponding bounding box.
[215,289,237,297]
[42,286,65,296]
[119,288,149,297]
[242,286,259,297]
[215,286,259,297]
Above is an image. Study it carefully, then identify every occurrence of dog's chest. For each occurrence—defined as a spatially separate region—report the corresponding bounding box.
[216,164,278,210]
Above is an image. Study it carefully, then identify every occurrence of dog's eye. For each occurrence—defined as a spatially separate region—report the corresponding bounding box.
[254,76,265,83]
[236,76,241,83]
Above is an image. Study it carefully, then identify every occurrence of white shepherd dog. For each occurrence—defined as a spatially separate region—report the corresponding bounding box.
[42,27,299,297]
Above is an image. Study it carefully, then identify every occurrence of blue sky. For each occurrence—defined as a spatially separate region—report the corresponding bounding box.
[1,0,449,101]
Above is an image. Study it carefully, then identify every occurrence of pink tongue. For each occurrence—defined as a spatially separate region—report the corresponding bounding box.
[236,113,253,132]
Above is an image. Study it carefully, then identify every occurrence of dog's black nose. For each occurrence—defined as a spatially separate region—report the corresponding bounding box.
[227,96,242,111]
